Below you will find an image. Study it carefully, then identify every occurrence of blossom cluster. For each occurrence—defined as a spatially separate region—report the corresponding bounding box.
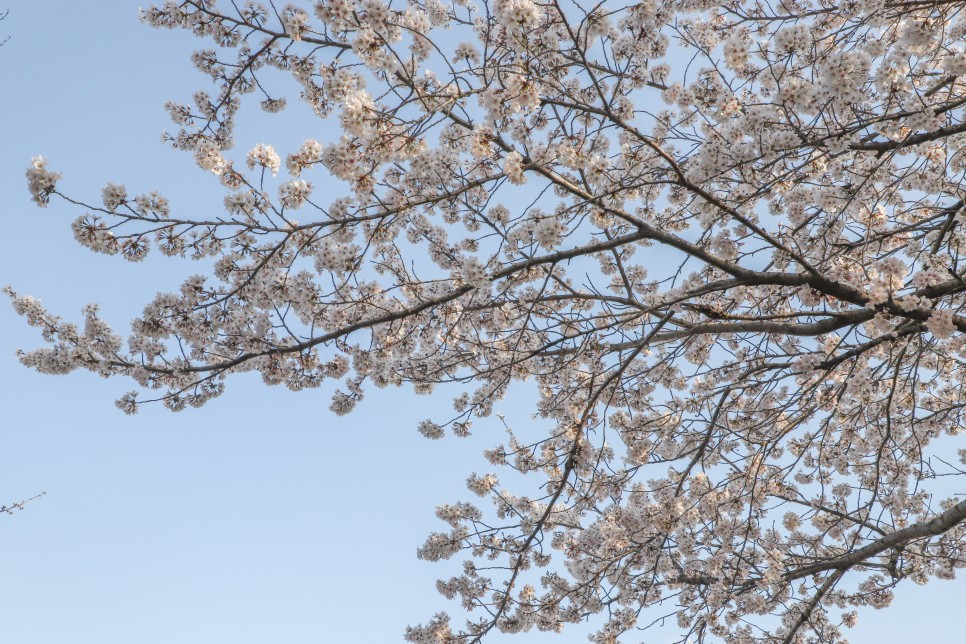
[25,156,60,207]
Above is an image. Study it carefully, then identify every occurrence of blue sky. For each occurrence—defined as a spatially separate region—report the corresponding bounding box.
[1,2,964,642]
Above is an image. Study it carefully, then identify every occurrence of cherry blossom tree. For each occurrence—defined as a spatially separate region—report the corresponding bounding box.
[11,0,966,641]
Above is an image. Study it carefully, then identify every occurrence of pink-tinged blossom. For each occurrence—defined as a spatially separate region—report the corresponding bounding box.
[465,473,498,496]
[404,612,455,644]
[193,138,227,175]
[286,138,322,176]
[25,156,61,207]
[246,143,281,176]
[460,257,488,289]
[101,182,128,212]
[503,151,526,185]
[418,419,444,439]
[134,191,170,218]
[493,0,541,31]
[281,4,310,40]
[260,97,287,113]
[926,309,957,339]
[534,217,564,249]
[278,180,313,209]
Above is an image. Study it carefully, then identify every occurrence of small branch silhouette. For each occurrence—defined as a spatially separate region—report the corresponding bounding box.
[1,491,46,516]
[0,9,9,47]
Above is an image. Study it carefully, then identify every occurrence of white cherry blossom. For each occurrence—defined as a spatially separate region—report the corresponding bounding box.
[13,1,966,642]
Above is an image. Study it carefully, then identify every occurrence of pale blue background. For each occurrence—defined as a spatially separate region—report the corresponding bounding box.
[0,2,962,642]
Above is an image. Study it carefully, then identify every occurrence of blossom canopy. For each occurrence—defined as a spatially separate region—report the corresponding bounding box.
[12,0,966,642]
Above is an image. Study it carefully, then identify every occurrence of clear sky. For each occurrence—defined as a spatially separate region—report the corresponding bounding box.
[1,2,964,643]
